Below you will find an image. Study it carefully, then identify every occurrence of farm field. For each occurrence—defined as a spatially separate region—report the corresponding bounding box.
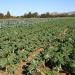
[0,17,75,75]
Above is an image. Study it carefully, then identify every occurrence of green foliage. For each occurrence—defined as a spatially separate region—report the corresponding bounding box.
[0,58,7,68]
[0,18,75,74]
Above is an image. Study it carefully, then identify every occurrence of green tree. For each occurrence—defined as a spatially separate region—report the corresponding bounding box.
[0,13,4,18]
[5,11,11,18]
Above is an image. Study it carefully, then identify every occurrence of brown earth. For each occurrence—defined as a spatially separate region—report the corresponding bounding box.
[0,48,69,75]
[0,48,44,75]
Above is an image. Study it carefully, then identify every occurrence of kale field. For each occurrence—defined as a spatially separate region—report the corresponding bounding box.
[0,18,75,75]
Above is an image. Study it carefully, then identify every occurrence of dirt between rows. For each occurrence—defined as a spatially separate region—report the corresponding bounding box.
[14,48,44,75]
[0,48,69,75]
[0,48,44,75]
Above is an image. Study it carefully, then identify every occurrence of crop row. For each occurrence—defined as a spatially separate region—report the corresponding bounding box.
[0,18,75,74]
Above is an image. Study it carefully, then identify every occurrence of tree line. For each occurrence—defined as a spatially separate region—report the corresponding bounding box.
[0,11,75,19]
[0,11,13,19]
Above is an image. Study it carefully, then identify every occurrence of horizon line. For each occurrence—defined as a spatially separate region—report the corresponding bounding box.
[0,11,75,16]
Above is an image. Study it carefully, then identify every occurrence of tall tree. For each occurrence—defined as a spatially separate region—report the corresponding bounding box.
[0,13,4,18]
[5,11,11,18]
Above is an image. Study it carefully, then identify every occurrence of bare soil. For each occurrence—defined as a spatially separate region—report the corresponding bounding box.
[0,48,44,75]
[0,48,68,75]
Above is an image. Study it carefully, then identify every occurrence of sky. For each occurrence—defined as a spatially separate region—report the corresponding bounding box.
[0,0,75,16]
